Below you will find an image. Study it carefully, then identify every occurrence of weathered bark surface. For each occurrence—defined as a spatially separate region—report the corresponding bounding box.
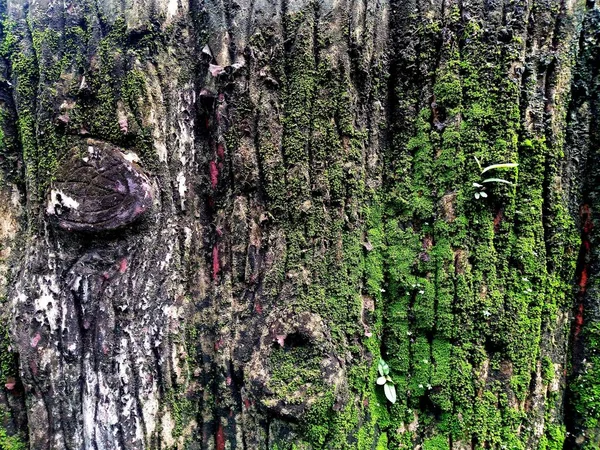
[0,0,598,449]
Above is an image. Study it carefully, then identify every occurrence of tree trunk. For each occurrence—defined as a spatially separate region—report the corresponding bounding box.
[0,0,598,448]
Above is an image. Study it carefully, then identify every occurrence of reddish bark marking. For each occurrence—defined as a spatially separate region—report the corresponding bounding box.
[209,64,224,77]
[5,377,15,390]
[573,204,594,340]
[214,338,223,351]
[579,266,588,290]
[217,143,225,159]
[30,333,41,348]
[119,258,128,274]
[29,360,37,376]
[493,210,503,232]
[216,423,225,450]
[244,398,251,409]
[226,376,232,386]
[119,117,128,133]
[275,335,286,347]
[582,205,594,233]
[212,245,220,280]
[575,303,585,337]
[210,161,219,188]
[254,302,263,314]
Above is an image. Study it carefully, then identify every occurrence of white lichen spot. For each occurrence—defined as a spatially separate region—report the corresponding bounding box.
[161,411,176,447]
[123,151,140,163]
[176,172,187,211]
[155,142,168,162]
[47,189,80,215]
[142,391,159,438]
[167,0,179,17]
[35,282,60,332]
[183,226,192,251]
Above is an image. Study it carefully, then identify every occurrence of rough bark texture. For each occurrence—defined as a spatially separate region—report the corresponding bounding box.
[0,0,598,449]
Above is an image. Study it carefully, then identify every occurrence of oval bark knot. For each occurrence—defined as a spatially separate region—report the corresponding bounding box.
[46,139,153,232]
[245,312,347,419]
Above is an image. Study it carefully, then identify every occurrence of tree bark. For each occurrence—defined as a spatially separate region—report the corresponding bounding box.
[0,0,598,449]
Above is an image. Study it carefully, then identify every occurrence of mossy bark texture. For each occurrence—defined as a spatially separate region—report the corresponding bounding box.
[0,0,598,449]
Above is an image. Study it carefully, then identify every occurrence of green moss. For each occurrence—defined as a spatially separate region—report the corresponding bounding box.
[571,324,600,436]
[538,423,566,450]
[422,434,450,450]
[268,344,325,402]
[0,424,26,450]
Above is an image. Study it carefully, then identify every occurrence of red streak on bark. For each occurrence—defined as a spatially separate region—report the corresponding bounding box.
[215,338,223,351]
[5,377,15,390]
[217,143,225,159]
[210,161,219,188]
[216,423,225,450]
[574,205,594,340]
[493,210,503,232]
[244,398,251,409]
[30,333,41,348]
[575,303,585,337]
[213,245,220,280]
[226,376,232,386]
[254,302,262,314]
[579,266,588,290]
[119,258,128,273]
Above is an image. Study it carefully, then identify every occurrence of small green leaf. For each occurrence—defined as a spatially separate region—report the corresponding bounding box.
[482,178,513,185]
[481,163,518,174]
[479,191,488,198]
[385,376,393,383]
[384,383,397,404]
[378,359,385,377]
[377,376,387,385]
[474,155,482,172]
[381,360,390,375]
[474,193,480,200]
[472,182,483,188]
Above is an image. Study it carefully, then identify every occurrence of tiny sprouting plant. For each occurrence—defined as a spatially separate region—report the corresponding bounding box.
[377,358,396,404]
[473,156,518,199]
